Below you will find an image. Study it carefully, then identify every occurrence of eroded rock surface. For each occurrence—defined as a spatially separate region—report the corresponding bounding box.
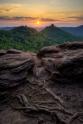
[0,42,83,124]
[0,49,35,90]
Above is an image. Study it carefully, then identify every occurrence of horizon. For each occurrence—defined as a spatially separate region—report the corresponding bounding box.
[0,0,83,27]
[0,24,83,28]
[0,24,83,32]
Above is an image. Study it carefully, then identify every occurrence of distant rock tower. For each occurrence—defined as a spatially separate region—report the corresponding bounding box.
[51,24,55,28]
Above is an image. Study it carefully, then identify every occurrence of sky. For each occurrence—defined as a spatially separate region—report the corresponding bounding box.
[0,0,83,27]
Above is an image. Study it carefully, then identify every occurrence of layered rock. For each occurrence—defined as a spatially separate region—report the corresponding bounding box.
[37,42,83,83]
[0,42,83,124]
[0,49,34,90]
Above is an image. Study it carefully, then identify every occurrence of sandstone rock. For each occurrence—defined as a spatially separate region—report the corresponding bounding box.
[0,42,83,124]
[37,42,83,84]
[0,49,34,90]
[0,50,6,56]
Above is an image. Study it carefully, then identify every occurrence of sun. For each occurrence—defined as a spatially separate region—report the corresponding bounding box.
[36,20,41,25]
[34,20,42,27]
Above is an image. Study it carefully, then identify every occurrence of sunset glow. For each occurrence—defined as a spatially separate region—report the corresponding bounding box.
[35,20,42,27]
[36,21,41,25]
[0,0,83,27]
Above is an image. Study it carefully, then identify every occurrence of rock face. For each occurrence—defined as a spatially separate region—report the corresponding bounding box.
[0,42,83,124]
[0,49,34,90]
[38,42,83,84]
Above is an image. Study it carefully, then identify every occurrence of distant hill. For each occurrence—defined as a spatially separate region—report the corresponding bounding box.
[0,25,83,51]
[0,26,39,51]
[12,26,37,35]
[0,26,50,51]
[40,24,81,44]
[61,25,83,37]
[0,27,14,30]
[10,26,38,43]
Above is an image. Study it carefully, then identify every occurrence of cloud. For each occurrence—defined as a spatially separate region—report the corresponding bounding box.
[0,16,59,22]
[40,18,58,22]
[68,16,83,21]
[0,16,36,21]
[0,8,11,12]
[0,8,12,13]
[0,0,28,4]
[0,4,21,14]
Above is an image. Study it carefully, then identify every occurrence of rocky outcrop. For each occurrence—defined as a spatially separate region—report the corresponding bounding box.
[0,42,83,124]
[0,49,34,90]
[38,42,83,83]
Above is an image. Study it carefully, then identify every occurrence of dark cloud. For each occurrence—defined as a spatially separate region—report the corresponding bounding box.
[0,16,58,22]
[40,18,58,22]
[14,17,38,21]
[0,16,36,21]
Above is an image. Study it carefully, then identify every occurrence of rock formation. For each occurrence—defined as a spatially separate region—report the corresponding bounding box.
[0,42,83,124]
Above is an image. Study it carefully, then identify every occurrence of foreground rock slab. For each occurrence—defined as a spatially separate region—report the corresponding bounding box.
[0,49,34,90]
[0,42,83,124]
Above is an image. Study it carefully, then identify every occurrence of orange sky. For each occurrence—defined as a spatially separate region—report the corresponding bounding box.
[0,0,83,27]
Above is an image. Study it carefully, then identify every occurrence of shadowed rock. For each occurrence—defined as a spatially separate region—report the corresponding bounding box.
[37,42,83,83]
